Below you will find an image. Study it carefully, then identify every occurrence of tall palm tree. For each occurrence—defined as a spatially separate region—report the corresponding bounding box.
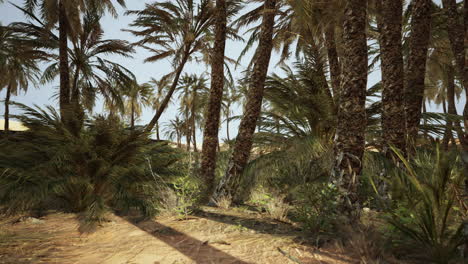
[331,0,368,220]
[404,0,432,148]
[212,0,277,204]
[377,0,406,155]
[124,82,154,130]
[441,0,468,137]
[200,0,228,198]
[126,0,215,133]
[23,0,126,123]
[0,24,48,133]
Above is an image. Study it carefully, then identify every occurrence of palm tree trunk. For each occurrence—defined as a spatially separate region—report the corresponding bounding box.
[130,101,135,130]
[378,0,406,155]
[4,84,11,133]
[211,0,276,204]
[404,0,431,150]
[59,2,71,123]
[192,126,198,152]
[70,68,83,135]
[331,0,368,221]
[145,50,191,132]
[186,110,191,151]
[442,0,468,139]
[324,23,341,101]
[200,0,227,198]
[156,121,160,140]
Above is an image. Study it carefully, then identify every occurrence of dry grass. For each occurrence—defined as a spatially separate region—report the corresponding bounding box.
[0,208,356,264]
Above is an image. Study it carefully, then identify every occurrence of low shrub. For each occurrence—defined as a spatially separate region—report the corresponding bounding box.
[0,104,182,231]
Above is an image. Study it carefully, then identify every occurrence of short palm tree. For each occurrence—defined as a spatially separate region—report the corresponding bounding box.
[148,77,171,140]
[39,11,135,132]
[124,82,154,130]
[23,0,126,123]
[164,116,185,148]
[176,74,209,152]
[0,24,48,132]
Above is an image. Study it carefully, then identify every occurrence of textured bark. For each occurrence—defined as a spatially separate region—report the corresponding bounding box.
[442,0,468,137]
[146,50,190,132]
[331,0,368,221]
[59,2,71,123]
[404,0,431,148]
[4,85,11,133]
[324,23,341,101]
[212,0,276,203]
[200,0,227,197]
[378,0,406,154]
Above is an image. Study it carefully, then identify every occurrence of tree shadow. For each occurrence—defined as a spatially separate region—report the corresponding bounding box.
[192,209,300,236]
[124,217,249,264]
[192,210,355,264]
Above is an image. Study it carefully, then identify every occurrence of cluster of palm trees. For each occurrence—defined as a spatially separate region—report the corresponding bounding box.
[1,0,467,221]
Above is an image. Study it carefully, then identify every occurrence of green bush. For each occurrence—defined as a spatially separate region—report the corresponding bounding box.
[0,104,182,231]
[382,148,465,263]
[292,182,340,234]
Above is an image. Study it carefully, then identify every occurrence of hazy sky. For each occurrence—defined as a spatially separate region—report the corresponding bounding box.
[0,0,462,142]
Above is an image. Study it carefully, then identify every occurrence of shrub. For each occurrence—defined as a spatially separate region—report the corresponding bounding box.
[0,104,182,231]
[382,148,465,263]
[291,182,340,234]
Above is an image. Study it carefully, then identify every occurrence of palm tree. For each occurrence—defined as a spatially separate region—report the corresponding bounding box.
[221,82,242,142]
[377,0,406,155]
[126,0,215,133]
[38,10,135,132]
[23,0,126,123]
[0,24,48,133]
[148,77,171,140]
[164,116,184,148]
[124,82,154,130]
[441,0,468,137]
[331,0,368,220]
[200,0,228,198]
[176,74,208,152]
[404,0,432,148]
[212,0,277,204]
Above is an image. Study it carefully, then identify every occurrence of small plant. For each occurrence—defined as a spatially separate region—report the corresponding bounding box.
[172,175,201,219]
[382,148,465,264]
[214,195,232,209]
[292,182,339,234]
[249,187,290,221]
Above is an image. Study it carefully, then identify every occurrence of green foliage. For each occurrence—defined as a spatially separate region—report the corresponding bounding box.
[292,182,340,235]
[249,187,290,221]
[0,104,182,232]
[381,148,465,263]
[171,174,201,218]
[237,136,330,201]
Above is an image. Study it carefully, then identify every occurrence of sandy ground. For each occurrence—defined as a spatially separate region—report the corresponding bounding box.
[0,207,355,264]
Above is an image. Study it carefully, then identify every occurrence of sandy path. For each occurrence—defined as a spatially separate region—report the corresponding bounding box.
[0,207,354,264]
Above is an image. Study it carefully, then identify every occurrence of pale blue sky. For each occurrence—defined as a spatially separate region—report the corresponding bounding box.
[0,0,462,142]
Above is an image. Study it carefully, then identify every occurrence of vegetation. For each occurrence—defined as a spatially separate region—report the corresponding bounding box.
[0,0,467,263]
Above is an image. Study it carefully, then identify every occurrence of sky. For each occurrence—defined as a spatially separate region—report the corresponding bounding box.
[0,0,463,143]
